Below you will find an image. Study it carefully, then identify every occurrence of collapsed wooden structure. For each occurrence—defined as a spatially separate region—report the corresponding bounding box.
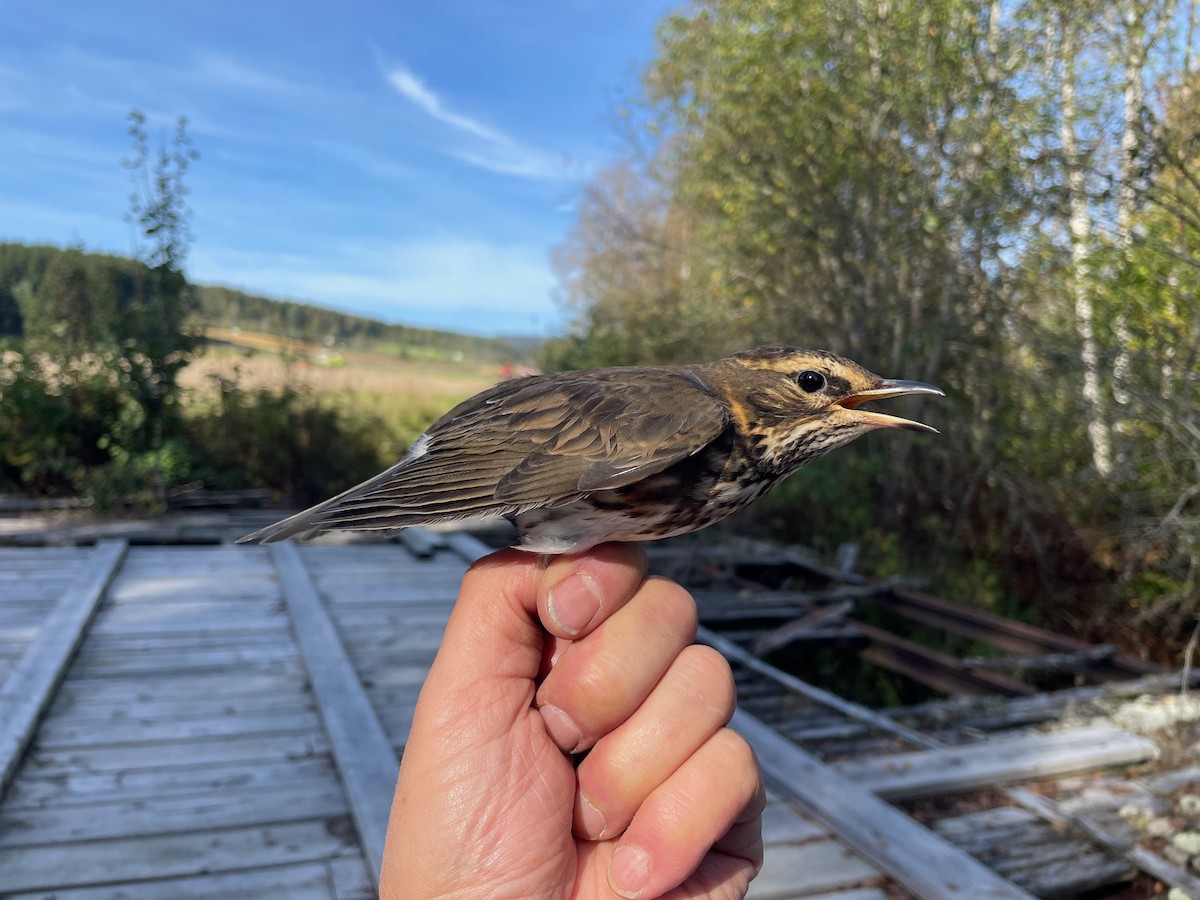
[0,514,1195,899]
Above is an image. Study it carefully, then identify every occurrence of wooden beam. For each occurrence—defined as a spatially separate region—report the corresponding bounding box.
[753,601,856,656]
[270,542,398,887]
[396,526,444,559]
[884,590,1158,675]
[852,621,1035,697]
[0,538,127,794]
[442,530,493,564]
[835,724,1157,800]
[731,707,1035,899]
[699,626,940,750]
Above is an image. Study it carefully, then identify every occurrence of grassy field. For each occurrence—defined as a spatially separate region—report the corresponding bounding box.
[182,328,504,448]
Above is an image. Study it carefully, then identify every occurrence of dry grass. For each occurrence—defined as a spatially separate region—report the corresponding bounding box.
[181,329,502,442]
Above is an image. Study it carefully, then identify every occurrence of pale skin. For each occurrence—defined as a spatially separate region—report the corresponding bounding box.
[380,543,765,899]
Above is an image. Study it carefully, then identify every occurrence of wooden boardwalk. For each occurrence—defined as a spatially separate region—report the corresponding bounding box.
[0,530,1171,898]
[0,543,375,898]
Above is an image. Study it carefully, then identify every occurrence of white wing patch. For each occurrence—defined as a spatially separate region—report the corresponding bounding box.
[405,433,431,461]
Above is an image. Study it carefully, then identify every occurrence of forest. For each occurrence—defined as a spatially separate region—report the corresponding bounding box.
[543,0,1200,653]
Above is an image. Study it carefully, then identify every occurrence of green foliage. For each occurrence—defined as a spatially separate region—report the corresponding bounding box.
[124,110,197,273]
[0,347,397,509]
[554,0,1200,651]
[184,374,393,504]
[0,348,147,498]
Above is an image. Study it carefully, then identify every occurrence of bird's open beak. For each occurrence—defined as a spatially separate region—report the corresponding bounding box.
[837,379,944,433]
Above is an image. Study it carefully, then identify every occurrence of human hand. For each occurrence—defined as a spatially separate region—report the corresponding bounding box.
[380,543,764,899]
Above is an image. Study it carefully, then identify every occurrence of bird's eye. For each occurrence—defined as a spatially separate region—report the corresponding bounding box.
[796,370,826,393]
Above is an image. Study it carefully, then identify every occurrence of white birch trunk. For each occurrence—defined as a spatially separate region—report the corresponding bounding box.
[1060,19,1113,477]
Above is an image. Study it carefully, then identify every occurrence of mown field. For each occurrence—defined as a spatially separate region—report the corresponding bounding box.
[181,328,504,448]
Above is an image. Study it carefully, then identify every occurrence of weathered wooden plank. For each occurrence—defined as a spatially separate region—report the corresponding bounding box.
[46,689,314,724]
[50,670,301,704]
[67,654,303,679]
[72,643,299,671]
[272,541,399,887]
[0,781,349,847]
[731,708,1034,899]
[834,725,1158,800]
[4,756,336,807]
[0,539,127,793]
[1007,785,1200,899]
[934,806,1136,897]
[329,855,378,900]
[745,838,881,899]
[761,799,828,845]
[79,628,292,652]
[854,621,1034,697]
[0,820,359,893]
[34,708,322,748]
[87,610,287,635]
[933,805,1038,838]
[885,589,1158,675]
[397,524,444,558]
[25,731,328,774]
[443,529,494,563]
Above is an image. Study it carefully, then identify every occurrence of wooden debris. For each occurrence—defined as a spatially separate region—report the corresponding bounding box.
[853,620,1035,697]
[1006,786,1200,900]
[753,600,856,656]
[732,707,1035,899]
[883,589,1158,676]
[934,807,1136,898]
[700,626,939,750]
[835,724,1157,800]
[963,644,1116,674]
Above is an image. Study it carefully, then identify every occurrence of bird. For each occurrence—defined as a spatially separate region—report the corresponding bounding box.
[237,346,942,553]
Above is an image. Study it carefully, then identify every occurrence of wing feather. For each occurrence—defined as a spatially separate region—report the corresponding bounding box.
[238,366,728,543]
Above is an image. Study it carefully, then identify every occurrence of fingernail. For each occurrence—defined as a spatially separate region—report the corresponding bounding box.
[609,844,650,898]
[576,791,608,840]
[546,572,602,635]
[539,703,582,753]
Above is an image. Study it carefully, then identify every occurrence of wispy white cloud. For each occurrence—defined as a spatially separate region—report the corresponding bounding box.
[386,66,507,144]
[453,148,571,181]
[383,62,575,182]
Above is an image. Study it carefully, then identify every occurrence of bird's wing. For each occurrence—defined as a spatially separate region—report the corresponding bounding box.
[238,367,727,543]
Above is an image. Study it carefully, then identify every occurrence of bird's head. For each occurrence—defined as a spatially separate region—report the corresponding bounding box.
[706,346,944,473]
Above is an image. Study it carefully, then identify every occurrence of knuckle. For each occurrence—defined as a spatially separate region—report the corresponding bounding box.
[679,645,737,722]
[719,730,762,798]
[645,577,698,638]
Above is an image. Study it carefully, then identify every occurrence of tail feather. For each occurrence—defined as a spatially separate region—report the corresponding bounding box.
[236,453,520,544]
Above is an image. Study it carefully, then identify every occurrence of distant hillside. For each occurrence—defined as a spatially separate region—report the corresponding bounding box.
[0,242,537,364]
[196,284,533,364]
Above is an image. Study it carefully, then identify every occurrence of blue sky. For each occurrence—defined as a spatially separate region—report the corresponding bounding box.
[0,1,679,336]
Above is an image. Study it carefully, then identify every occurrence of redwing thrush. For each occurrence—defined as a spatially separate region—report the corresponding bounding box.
[237,346,942,553]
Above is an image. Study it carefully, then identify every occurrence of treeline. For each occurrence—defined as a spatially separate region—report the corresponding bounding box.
[0,243,526,363]
[0,239,394,506]
[547,0,1200,648]
[197,284,524,362]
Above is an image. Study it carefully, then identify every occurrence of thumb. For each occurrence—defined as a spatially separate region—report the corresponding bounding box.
[410,548,547,748]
